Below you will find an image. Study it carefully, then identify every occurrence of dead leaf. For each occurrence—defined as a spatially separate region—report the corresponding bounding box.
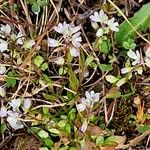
[87,125,103,136]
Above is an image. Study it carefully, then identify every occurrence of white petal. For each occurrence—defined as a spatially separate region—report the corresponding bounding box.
[145,47,150,58]
[105,75,119,83]
[22,99,31,112]
[0,64,6,74]
[54,57,65,65]
[145,57,150,68]
[80,120,88,132]
[116,78,126,87]
[0,39,8,52]
[9,99,21,111]
[71,25,81,34]
[76,103,86,112]
[96,28,103,37]
[85,91,91,100]
[0,106,7,117]
[0,24,11,34]
[16,32,24,45]
[0,86,6,97]
[127,49,138,60]
[48,38,60,47]
[69,47,79,57]
[121,67,133,74]
[7,116,24,130]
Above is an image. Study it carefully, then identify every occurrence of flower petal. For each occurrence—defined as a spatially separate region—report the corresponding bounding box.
[48,38,60,47]
[76,103,86,112]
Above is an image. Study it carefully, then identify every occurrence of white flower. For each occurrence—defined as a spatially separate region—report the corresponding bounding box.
[54,22,81,37]
[121,67,134,74]
[7,112,23,130]
[0,39,8,52]
[0,106,7,117]
[90,10,108,24]
[9,99,21,111]
[70,47,79,57]
[0,24,11,38]
[80,120,88,132]
[77,91,100,112]
[54,57,65,65]
[144,47,150,68]
[0,86,6,97]
[48,38,60,47]
[85,91,100,103]
[22,99,31,112]
[107,18,119,32]
[0,64,6,74]
[96,28,104,37]
[127,49,141,65]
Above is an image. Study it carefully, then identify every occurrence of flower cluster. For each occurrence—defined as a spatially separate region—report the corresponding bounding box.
[0,24,35,53]
[0,98,31,130]
[121,47,150,75]
[48,22,82,64]
[76,91,100,112]
[106,47,150,87]
[90,10,119,37]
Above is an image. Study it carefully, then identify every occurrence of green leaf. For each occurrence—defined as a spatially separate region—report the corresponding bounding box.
[96,136,104,147]
[69,69,79,91]
[0,123,7,134]
[105,75,119,83]
[99,64,113,73]
[6,71,16,88]
[39,147,49,150]
[137,125,150,133]
[115,3,150,45]
[44,138,54,148]
[64,123,71,134]
[85,55,94,66]
[38,130,49,138]
[98,39,111,54]
[49,128,60,135]
[32,3,40,14]
[104,136,126,147]
[41,62,48,71]
[34,55,44,67]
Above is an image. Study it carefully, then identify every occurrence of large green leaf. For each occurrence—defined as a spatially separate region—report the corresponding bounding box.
[115,3,150,45]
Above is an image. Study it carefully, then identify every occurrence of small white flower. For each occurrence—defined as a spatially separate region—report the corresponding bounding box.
[107,18,119,32]
[70,47,79,57]
[0,24,11,38]
[127,49,141,65]
[22,99,31,112]
[80,120,88,132]
[0,64,6,74]
[48,38,60,47]
[96,28,104,37]
[9,99,21,111]
[76,99,86,112]
[121,67,134,74]
[7,115,24,130]
[85,90,100,103]
[54,57,65,65]
[0,86,6,97]
[0,39,8,52]
[0,106,7,117]
[90,10,108,24]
